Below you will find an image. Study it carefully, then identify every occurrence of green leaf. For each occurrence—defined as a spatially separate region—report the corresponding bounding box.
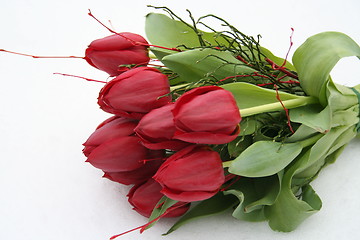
[164,193,238,235]
[146,13,296,69]
[264,149,322,232]
[228,141,303,177]
[145,13,240,49]
[222,82,300,108]
[145,13,203,48]
[326,80,359,113]
[149,47,175,61]
[290,104,331,133]
[222,82,317,117]
[224,174,282,222]
[286,124,319,143]
[244,173,283,212]
[265,183,321,232]
[161,48,255,83]
[292,31,360,104]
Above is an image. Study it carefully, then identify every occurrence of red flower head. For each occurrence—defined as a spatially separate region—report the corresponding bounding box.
[134,103,189,151]
[128,178,190,218]
[82,116,137,157]
[172,86,241,144]
[98,67,172,119]
[85,135,163,172]
[153,145,225,202]
[103,158,163,185]
[85,33,150,76]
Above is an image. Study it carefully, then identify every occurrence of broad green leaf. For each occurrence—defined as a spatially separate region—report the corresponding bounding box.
[324,145,346,164]
[228,141,303,177]
[145,13,205,48]
[290,126,353,180]
[161,48,255,83]
[286,124,319,142]
[244,173,282,213]
[164,193,238,235]
[290,104,331,133]
[224,174,282,222]
[294,134,350,179]
[264,148,322,232]
[292,31,360,104]
[149,47,175,61]
[225,188,265,222]
[265,184,321,232]
[326,126,356,157]
[145,13,239,49]
[305,126,351,169]
[146,13,295,71]
[222,82,317,117]
[331,106,359,128]
[326,80,359,113]
[223,82,300,107]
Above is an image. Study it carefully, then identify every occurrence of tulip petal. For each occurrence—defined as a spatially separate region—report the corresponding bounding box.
[173,125,240,144]
[86,136,147,172]
[161,187,219,202]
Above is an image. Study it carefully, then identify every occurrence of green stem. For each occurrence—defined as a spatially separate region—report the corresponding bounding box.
[240,96,318,117]
[222,161,232,168]
[170,83,190,91]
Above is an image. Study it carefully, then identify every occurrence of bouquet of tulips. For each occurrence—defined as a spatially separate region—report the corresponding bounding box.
[75,6,360,237]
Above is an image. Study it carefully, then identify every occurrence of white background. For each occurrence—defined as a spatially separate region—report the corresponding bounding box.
[1,0,360,239]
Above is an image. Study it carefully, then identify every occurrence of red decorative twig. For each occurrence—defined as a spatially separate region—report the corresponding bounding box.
[53,73,107,83]
[88,10,182,52]
[265,58,298,80]
[109,203,189,239]
[257,80,299,87]
[274,84,294,133]
[235,55,252,66]
[0,49,84,59]
[218,72,270,83]
[281,28,295,67]
[264,28,298,80]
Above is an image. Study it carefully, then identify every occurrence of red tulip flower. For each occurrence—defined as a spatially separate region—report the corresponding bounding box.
[103,158,164,185]
[85,33,150,76]
[172,86,241,144]
[98,67,172,119]
[135,103,189,151]
[128,178,190,218]
[85,135,163,172]
[153,145,225,202]
[82,116,137,157]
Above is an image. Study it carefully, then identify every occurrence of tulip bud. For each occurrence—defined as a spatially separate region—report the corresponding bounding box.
[86,135,163,172]
[98,67,172,119]
[82,116,138,157]
[85,33,150,76]
[172,86,241,144]
[134,103,189,151]
[153,145,225,202]
[103,158,163,185]
[128,178,190,218]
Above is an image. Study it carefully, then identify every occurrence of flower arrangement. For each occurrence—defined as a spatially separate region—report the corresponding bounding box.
[2,5,360,239]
